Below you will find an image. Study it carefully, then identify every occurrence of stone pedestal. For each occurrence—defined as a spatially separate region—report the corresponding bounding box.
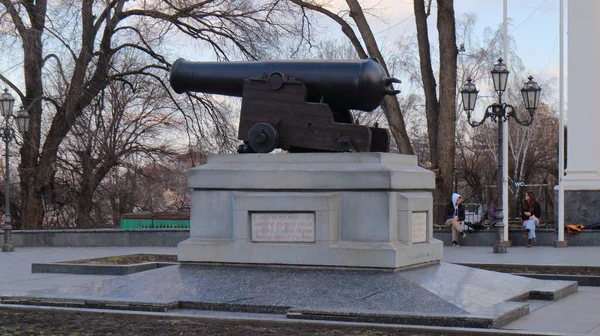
[178,153,442,269]
[554,240,568,248]
[493,224,508,253]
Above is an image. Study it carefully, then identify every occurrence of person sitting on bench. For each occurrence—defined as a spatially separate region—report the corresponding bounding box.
[444,193,467,246]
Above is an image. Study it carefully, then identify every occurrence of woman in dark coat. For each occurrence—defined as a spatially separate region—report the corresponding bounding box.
[522,191,541,247]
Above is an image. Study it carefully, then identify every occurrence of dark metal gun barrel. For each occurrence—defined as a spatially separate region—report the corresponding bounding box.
[169,58,400,112]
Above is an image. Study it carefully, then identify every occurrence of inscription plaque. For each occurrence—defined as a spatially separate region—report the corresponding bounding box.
[251,212,315,243]
[411,212,427,243]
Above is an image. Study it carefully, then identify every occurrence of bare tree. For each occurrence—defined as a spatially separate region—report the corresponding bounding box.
[55,78,178,228]
[454,122,497,204]
[0,1,302,228]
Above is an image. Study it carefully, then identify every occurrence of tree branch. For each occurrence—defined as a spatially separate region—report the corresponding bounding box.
[0,74,24,101]
[289,0,367,58]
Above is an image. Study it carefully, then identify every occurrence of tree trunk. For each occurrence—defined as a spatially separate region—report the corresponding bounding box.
[19,0,109,229]
[413,0,458,223]
[414,0,440,167]
[110,196,120,228]
[21,194,44,229]
[75,158,94,228]
[436,0,458,205]
[19,28,45,230]
[76,194,94,228]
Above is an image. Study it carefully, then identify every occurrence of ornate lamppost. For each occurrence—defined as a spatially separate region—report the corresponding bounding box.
[460,58,542,253]
[0,89,30,252]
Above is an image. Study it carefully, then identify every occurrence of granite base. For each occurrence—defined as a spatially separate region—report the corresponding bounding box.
[2,262,578,329]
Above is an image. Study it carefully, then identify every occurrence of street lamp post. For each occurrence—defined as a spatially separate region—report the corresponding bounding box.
[0,89,30,252]
[460,58,542,253]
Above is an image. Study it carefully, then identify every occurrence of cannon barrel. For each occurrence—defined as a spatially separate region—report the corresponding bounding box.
[169,58,400,112]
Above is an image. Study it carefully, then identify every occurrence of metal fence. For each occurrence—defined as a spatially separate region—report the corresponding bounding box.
[434,201,555,228]
[434,203,483,225]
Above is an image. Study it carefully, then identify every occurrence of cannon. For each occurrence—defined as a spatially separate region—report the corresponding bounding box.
[169,58,400,153]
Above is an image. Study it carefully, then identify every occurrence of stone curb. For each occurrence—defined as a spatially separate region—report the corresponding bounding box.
[31,262,179,276]
[286,304,528,329]
[0,294,535,329]
[514,273,600,286]
[455,262,600,287]
[0,303,564,335]
[0,297,178,312]
[434,229,600,246]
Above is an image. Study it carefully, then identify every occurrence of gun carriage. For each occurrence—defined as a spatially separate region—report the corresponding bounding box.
[169,58,400,153]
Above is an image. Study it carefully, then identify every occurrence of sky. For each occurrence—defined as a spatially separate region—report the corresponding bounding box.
[315,0,564,109]
[333,0,564,79]
[455,0,562,79]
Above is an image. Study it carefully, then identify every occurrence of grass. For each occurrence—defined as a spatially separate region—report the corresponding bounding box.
[60,254,177,265]
[1,328,90,336]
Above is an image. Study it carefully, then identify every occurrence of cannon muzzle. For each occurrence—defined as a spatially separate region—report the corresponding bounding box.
[169,58,400,112]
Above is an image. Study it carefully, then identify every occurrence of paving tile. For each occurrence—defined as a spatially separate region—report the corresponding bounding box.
[587,323,600,335]
[526,300,553,312]
[443,246,600,267]
[503,288,600,333]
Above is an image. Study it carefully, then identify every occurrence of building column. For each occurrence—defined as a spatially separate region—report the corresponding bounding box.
[562,0,600,224]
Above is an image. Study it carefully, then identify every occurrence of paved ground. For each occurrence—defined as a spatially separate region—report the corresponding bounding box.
[0,245,598,335]
[444,246,600,335]
[0,247,177,294]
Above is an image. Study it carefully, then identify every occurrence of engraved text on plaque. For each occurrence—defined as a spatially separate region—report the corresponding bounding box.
[411,212,427,243]
[251,212,315,243]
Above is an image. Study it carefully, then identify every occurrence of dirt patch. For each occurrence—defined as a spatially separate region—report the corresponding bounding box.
[61,254,178,265]
[0,306,437,336]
